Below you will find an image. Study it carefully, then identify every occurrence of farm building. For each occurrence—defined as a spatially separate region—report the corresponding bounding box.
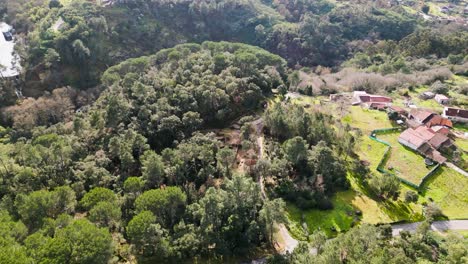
[424,114,453,128]
[351,91,392,108]
[408,109,434,125]
[442,107,468,123]
[408,109,452,128]
[398,126,451,163]
[435,94,449,105]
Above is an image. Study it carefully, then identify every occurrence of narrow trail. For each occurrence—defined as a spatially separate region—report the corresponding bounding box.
[256,136,267,199]
[278,224,299,254]
[253,122,300,254]
[392,220,468,236]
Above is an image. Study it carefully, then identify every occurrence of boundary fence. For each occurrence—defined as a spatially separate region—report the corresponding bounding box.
[369,128,441,190]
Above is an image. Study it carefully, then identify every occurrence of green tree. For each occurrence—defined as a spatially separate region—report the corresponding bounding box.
[80,187,117,210]
[141,150,165,188]
[368,174,400,199]
[283,136,309,168]
[15,187,76,230]
[260,198,287,245]
[126,211,170,257]
[216,147,236,177]
[309,230,327,255]
[88,201,121,229]
[135,187,187,228]
[39,219,113,264]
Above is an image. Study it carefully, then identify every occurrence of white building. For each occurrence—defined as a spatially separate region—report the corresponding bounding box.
[434,94,449,105]
[442,107,468,123]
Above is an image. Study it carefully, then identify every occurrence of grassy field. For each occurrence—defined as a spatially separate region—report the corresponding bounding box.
[286,185,425,239]
[286,192,355,238]
[421,166,468,219]
[391,87,444,113]
[456,139,468,152]
[342,106,393,134]
[377,132,432,185]
[454,123,468,134]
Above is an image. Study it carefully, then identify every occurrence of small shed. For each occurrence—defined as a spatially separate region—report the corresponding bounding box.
[435,94,449,105]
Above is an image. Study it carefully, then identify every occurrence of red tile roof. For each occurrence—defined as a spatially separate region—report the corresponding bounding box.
[399,126,449,164]
[369,96,392,103]
[425,115,453,128]
[400,126,449,150]
[424,149,447,164]
[431,126,450,135]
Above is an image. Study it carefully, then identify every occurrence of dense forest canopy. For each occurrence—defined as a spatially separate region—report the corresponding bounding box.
[0,0,467,263]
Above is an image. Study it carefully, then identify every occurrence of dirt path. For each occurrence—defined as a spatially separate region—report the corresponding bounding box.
[445,162,468,177]
[253,127,300,254]
[278,224,299,254]
[257,136,267,199]
[392,220,468,236]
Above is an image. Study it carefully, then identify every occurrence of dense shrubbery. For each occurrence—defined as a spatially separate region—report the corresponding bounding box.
[1,0,419,102]
[262,104,352,209]
[0,42,287,262]
[99,41,285,149]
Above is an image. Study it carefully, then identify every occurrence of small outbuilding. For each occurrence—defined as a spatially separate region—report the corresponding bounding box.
[434,94,449,105]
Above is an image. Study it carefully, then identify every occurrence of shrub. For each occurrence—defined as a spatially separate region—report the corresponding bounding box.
[404,191,418,203]
[425,203,442,220]
[431,80,449,95]
[447,54,464,65]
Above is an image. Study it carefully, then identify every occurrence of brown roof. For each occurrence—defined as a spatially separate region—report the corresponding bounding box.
[445,107,468,119]
[428,133,450,149]
[431,126,450,135]
[399,128,427,148]
[400,126,449,150]
[424,149,447,164]
[368,95,392,103]
[389,105,406,114]
[415,126,435,141]
[369,102,387,109]
[425,115,453,128]
[410,109,434,123]
[359,95,370,102]
[358,95,392,103]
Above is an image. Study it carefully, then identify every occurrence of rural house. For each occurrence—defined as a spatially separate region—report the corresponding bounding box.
[435,94,449,105]
[398,126,451,163]
[442,107,468,123]
[408,109,434,125]
[351,91,392,108]
[408,109,452,128]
